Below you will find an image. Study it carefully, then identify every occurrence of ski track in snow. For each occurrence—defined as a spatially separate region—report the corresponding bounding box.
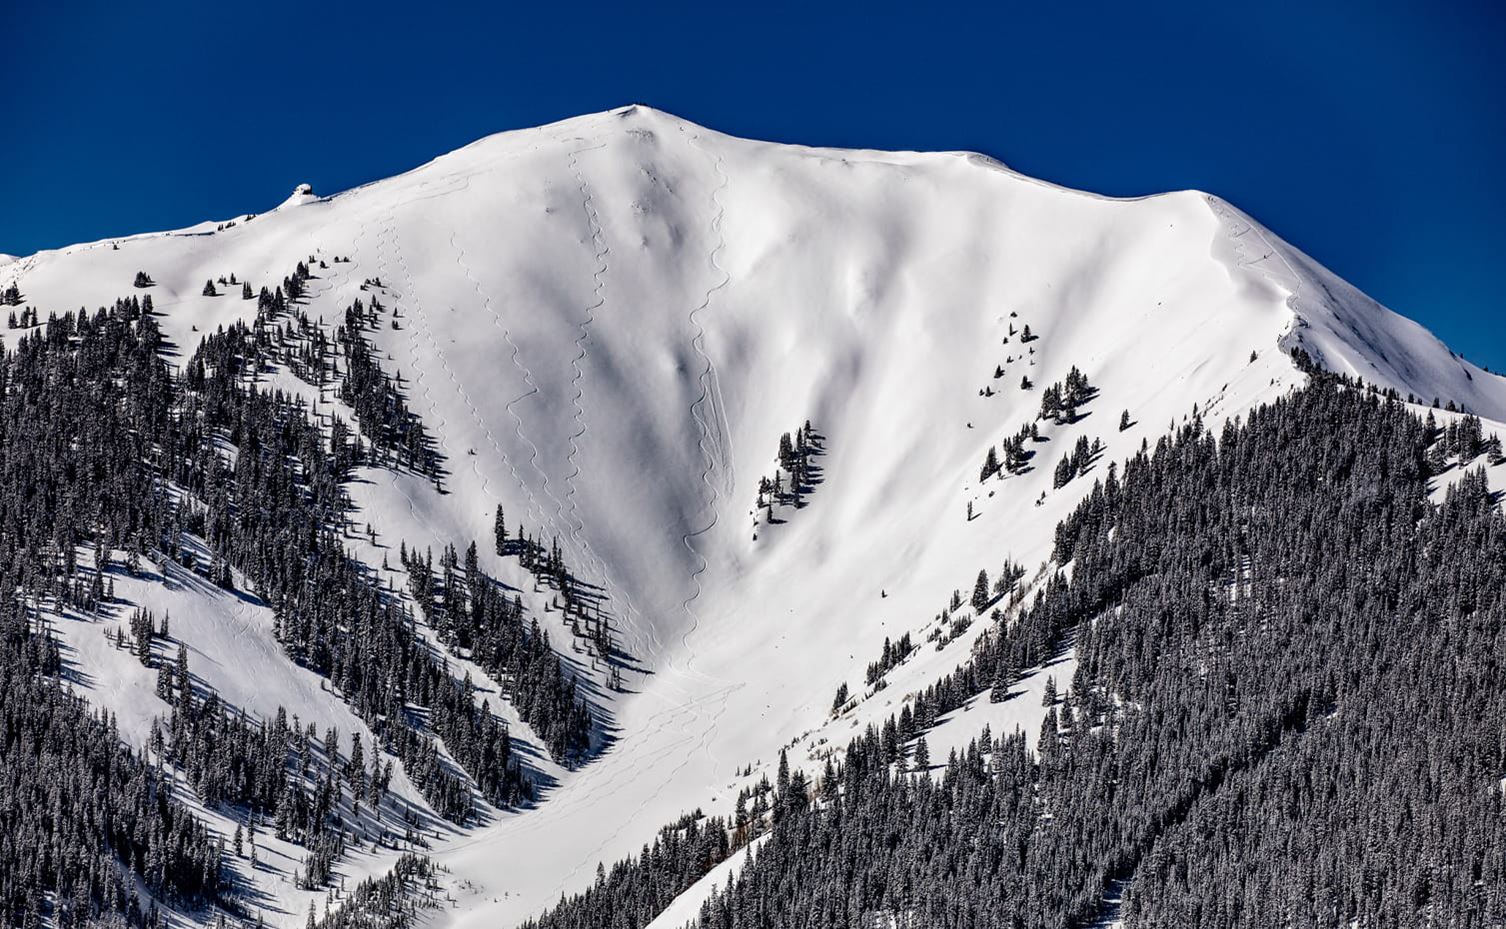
[554,142,667,669]
[394,166,540,527]
[669,129,740,780]
[391,213,456,477]
[377,167,644,775]
[561,142,608,553]
[447,224,558,545]
[400,141,651,677]
[371,213,440,544]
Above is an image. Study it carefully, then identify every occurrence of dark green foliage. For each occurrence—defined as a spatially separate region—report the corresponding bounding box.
[979,444,1001,481]
[831,681,849,713]
[400,541,594,762]
[0,295,530,844]
[161,661,392,858]
[1038,365,1095,424]
[337,297,438,475]
[863,632,913,688]
[1051,433,1102,488]
[187,321,526,820]
[531,375,1506,929]
[521,811,734,929]
[984,421,1039,481]
[970,569,990,612]
[313,854,441,929]
[0,644,222,928]
[0,301,223,924]
[756,421,824,521]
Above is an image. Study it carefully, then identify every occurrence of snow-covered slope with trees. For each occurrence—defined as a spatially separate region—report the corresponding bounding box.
[3,105,1502,927]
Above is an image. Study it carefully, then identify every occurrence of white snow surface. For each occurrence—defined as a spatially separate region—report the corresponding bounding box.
[4,105,1504,927]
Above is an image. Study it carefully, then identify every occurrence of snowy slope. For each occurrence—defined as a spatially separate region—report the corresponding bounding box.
[4,105,1503,927]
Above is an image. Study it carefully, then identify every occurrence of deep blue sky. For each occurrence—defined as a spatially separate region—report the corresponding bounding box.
[5,0,1503,368]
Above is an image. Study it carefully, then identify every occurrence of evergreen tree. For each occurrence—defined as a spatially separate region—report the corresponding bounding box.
[970,569,990,612]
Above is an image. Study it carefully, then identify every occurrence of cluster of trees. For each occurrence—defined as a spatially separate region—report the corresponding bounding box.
[492,505,611,665]
[0,300,225,926]
[981,316,1036,398]
[133,271,154,288]
[156,646,400,874]
[400,537,594,762]
[0,639,224,929]
[755,421,823,524]
[863,632,914,688]
[980,368,1099,488]
[980,421,1039,481]
[311,854,442,929]
[0,284,555,920]
[522,807,738,929]
[1037,365,1095,424]
[0,282,21,305]
[0,260,618,919]
[5,306,39,328]
[188,317,530,823]
[530,370,1506,929]
[200,275,244,299]
[232,271,440,479]
[839,558,1028,716]
[1052,433,1103,489]
[970,560,1024,613]
[1429,410,1503,469]
[126,607,160,664]
[337,296,439,476]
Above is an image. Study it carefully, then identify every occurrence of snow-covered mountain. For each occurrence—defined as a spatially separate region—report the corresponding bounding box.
[4,104,1503,927]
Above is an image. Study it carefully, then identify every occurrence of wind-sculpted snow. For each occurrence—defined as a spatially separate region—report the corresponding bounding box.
[3,105,1502,928]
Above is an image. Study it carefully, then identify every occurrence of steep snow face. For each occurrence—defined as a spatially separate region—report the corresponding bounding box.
[1208,198,1506,416]
[4,105,1501,927]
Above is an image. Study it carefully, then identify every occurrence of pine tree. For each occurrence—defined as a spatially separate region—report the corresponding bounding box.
[971,570,990,612]
[990,647,1011,702]
[980,446,1000,481]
